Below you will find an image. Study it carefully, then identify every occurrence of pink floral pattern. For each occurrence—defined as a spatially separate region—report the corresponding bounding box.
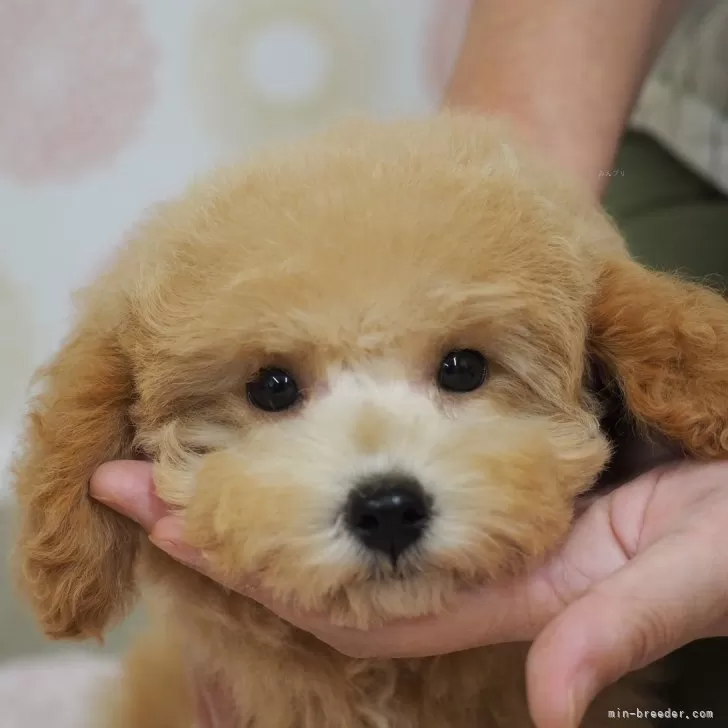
[0,0,157,184]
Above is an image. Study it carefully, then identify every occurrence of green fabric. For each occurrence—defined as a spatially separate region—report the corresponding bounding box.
[604,132,728,285]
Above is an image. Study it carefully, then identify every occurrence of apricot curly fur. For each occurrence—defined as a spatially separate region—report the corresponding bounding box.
[590,259,728,459]
[13,113,726,727]
[12,328,140,639]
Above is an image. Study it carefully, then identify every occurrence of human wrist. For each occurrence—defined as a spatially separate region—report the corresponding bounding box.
[442,88,616,198]
[441,0,683,198]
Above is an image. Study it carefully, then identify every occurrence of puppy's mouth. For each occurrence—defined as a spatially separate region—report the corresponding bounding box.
[363,552,429,582]
[347,519,561,591]
[353,541,521,591]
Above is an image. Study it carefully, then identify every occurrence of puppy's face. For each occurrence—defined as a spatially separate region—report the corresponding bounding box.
[121,119,614,625]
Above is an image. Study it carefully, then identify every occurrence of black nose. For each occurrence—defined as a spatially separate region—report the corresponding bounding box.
[345,474,432,563]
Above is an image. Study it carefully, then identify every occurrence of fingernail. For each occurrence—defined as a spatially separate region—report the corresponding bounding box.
[93,495,137,523]
[148,535,180,557]
[568,670,598,727]
[149,535,202,569]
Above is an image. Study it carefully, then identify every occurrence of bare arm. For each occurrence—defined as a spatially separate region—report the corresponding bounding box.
[444,0,683,196]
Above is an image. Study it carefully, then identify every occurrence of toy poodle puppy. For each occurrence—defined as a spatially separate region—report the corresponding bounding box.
[12,114,728,727]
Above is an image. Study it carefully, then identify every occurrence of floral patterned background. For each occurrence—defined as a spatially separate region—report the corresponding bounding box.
[0,0,472,498]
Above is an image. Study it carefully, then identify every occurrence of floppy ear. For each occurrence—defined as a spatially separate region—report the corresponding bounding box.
[589,257,728,459]
[12,321,140,640]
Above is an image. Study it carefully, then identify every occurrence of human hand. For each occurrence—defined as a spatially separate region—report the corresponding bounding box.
[91,460,728,728]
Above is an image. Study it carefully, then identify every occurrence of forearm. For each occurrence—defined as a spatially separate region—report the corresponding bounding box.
[444,0,683,196]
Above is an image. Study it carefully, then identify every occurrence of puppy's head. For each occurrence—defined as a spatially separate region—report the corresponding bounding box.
[15,115,728,637]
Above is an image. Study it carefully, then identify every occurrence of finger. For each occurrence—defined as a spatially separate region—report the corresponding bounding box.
[148,515,264,602]
[526,528,728,728]
[280,571,565,659]
[90,460,168,532]
[149,515,213,573]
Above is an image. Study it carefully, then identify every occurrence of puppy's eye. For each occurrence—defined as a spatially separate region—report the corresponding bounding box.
[437,349,488,393]
[247,368,300,412]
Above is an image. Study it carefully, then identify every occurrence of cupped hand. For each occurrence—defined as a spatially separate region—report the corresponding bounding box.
[90,460,728,728]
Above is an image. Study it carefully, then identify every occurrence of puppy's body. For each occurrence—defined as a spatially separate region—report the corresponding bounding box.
[14,116,728,727]
[108,597,653,728]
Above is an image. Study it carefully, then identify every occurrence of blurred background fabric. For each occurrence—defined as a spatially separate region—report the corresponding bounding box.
[0,0,469,498]
[0,0,471,677]
[632,0,728,195]
[1,0,727,722]
[4,0,728,502]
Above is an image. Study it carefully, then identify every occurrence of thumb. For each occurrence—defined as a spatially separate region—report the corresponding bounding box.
[526,529,728,728]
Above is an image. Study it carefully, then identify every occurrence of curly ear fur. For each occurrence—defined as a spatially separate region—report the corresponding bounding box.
[590,258,728,459]
[12,324,140,640]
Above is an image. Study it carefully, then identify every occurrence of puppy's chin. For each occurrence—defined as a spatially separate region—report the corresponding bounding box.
[182,494,575,630]
[327,526,580,629]
[326,572,466,629]
[257,528,564,630]
[183,506,576,631]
